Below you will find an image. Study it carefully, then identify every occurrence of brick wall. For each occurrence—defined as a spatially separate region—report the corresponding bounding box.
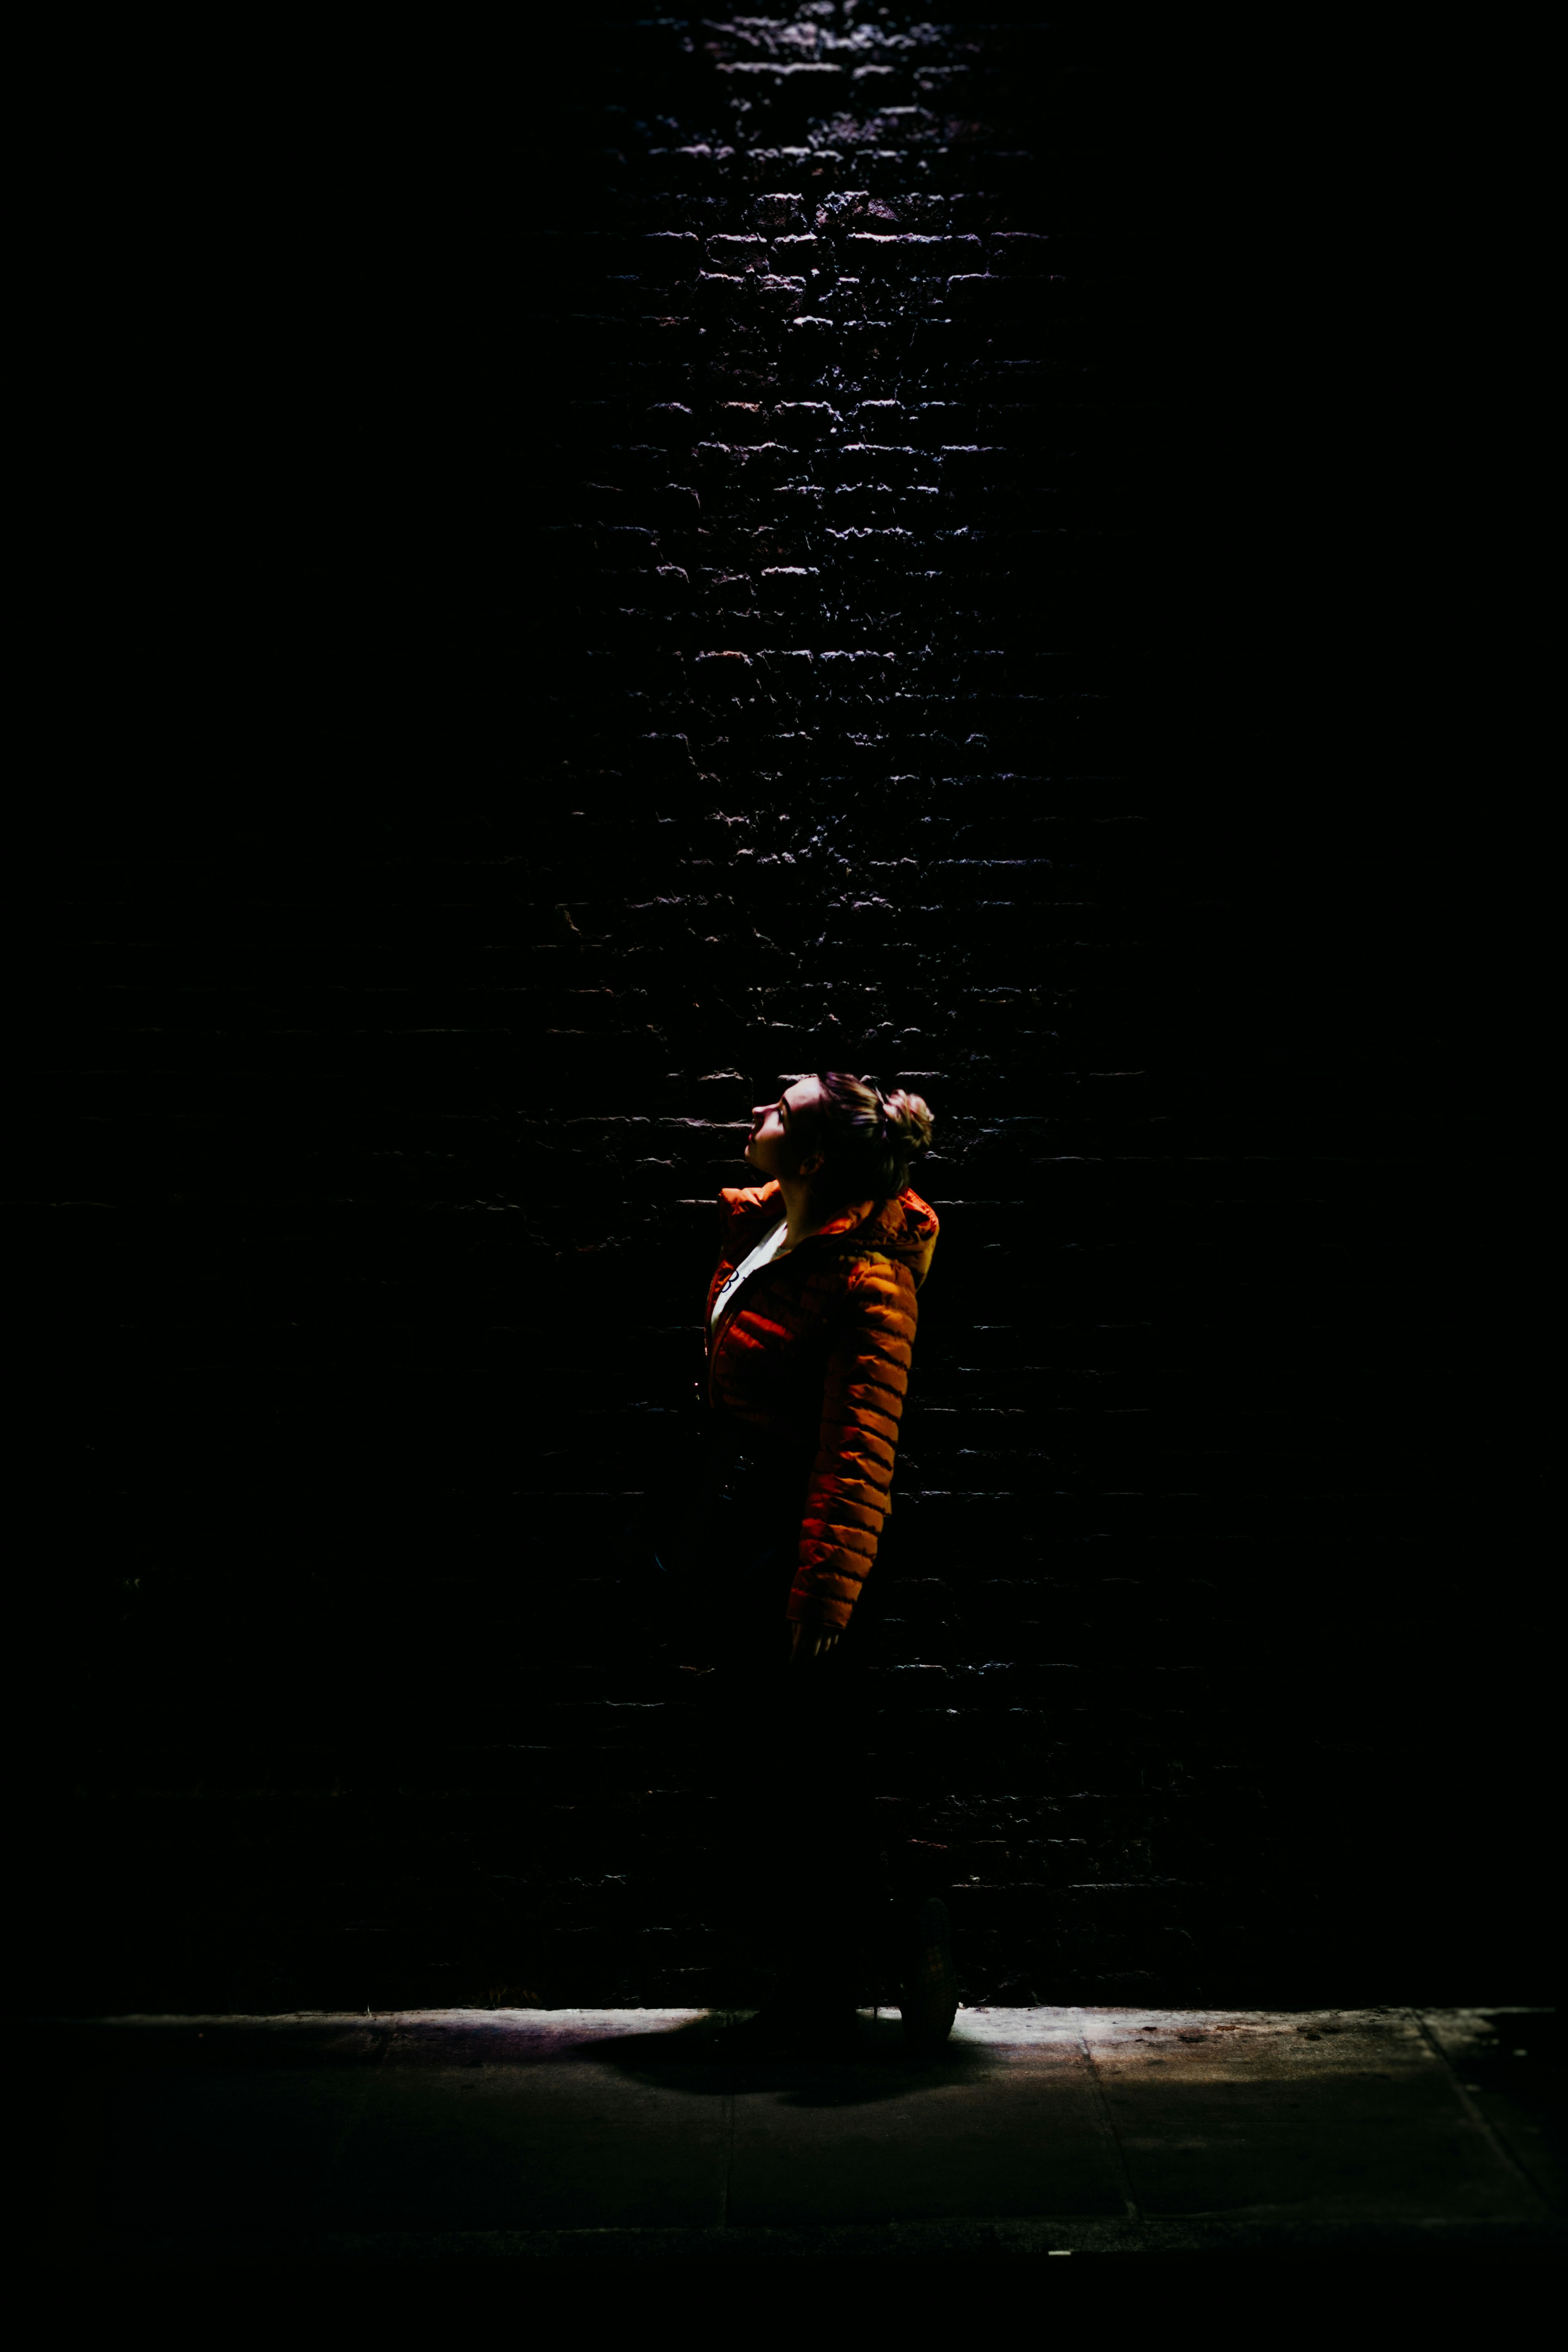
[22,8,1538,2015]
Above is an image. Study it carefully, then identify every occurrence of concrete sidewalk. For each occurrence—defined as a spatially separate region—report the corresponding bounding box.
[34,2006,1563,2261]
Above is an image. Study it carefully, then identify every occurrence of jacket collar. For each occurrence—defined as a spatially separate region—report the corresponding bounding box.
[740,1180,940,1291]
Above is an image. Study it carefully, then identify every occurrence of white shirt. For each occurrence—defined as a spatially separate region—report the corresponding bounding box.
[709,1216,789,1335]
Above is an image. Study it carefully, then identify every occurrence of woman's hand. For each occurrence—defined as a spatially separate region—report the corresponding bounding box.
[788,1622,840,1665]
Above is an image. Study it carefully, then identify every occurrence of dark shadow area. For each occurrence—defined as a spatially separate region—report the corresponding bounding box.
[579,2011,993,2107]
[15,3,1545,2031]
[40,2011,991,2111]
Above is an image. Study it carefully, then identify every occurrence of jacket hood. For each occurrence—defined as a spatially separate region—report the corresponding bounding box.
[720,1180,940,1291]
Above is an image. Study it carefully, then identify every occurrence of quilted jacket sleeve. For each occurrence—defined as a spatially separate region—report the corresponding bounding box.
[789,1252,918,1628]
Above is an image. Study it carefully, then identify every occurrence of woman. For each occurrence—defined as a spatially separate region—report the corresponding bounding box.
[664,1070,956,2055]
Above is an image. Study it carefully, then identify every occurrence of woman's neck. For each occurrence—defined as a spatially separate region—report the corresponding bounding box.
[777,1174,826,1251]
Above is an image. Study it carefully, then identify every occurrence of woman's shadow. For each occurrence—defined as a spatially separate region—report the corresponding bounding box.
[572,2011,992,2110]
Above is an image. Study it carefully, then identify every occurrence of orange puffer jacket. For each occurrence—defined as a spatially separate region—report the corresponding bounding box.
[705,1181,940,1630]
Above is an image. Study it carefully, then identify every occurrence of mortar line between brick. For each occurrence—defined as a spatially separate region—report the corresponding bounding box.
[1409,2009,1558,2216]
[1076,2031,1141,2221]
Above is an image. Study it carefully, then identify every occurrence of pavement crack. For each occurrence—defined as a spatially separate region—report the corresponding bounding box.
[1077,2031,1141,2221]
[1410,2008,1558,2217]
[719,2081,735,2229]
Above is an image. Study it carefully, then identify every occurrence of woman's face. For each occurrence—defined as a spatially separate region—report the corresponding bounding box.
[746,1078,822,1179]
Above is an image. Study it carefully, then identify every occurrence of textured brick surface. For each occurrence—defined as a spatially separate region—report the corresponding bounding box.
[19,8,1535,2018]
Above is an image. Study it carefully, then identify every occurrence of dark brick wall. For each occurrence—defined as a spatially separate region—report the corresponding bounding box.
[21,9,1540,2015]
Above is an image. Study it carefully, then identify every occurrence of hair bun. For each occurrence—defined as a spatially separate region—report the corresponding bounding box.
[881,1088,934,1160]
[808,1071,936,1204]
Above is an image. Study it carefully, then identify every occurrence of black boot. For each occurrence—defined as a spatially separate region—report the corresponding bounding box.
[898,1896,958,2053]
